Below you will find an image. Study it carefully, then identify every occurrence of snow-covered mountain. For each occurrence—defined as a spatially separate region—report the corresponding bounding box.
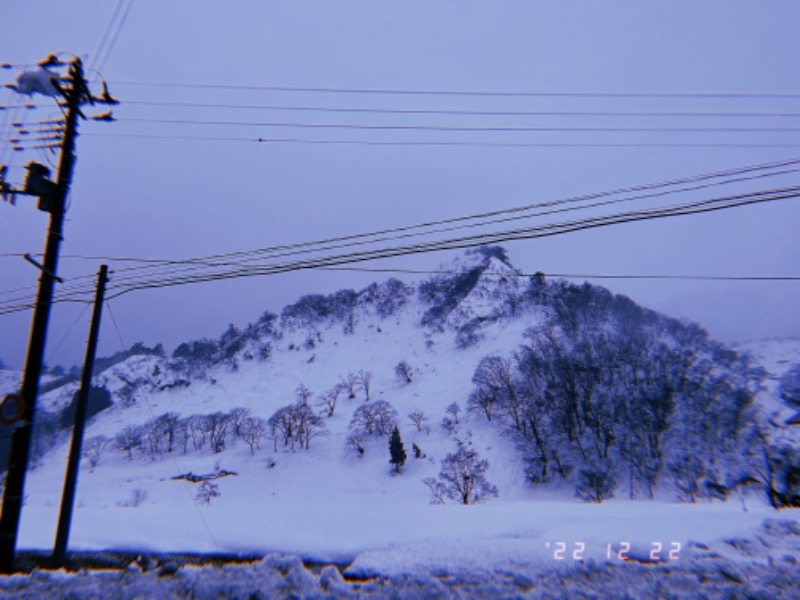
[2,246,799,579]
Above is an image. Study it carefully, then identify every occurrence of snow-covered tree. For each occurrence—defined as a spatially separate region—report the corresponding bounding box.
[425,440,497,505]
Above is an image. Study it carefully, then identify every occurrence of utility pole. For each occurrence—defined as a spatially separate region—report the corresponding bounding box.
[0,57,96,573]
[51,265,108,568]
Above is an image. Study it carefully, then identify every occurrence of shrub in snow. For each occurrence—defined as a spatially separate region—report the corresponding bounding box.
[395,360,414,385]
[196,481,220,506]
[424,440,498,505]
[347,430,367,456]
[441,416,457,436]
[446,402,461,424]
[455,320,484,349]
[119,488,148,508]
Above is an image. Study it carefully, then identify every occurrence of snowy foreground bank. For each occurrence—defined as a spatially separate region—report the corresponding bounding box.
[1,517,798,598]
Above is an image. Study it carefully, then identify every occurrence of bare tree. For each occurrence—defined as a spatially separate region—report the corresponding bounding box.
[115,425,144,461]
[427,440,498,505]
[204,412,231,454]
[446,402,461,424]
[268,405,297,451]
[268,403,327,451]
[408,410,428,432]
[350,401,397,437]
[228,407,251,445]
[296,384,313,406]
[340,372,359,400]
[240,416,267,455]
[155,412,181,453]
[294,404,328,450]
[347,430,367,456]
[356,370,373,401]
[186,415,208,451]
[318,383,345,417]
[467,388,496,422]
[82,435,109,471]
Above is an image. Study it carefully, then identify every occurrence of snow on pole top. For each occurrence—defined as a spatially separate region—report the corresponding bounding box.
[7,67,61,97]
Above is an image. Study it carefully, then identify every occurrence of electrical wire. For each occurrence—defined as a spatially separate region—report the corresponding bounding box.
[104,298,222,550]
[92,0,133,75]
[90,0,126,74]
[109,80,800,99]
[1,161,796,313]
[2,184,785,310]
[11,156,791,299]
[119,100,800,119]
[80,132,800,149]
[98,187,797,300]
[316,266,800,282]
[45,303,90,365]
[0,158,797,309]
[114,116,800,134]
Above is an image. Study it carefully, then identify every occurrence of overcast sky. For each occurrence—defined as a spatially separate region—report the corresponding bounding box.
[1,1,799,369]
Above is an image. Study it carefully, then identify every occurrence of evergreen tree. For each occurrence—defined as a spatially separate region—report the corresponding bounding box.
[389,426,407,473]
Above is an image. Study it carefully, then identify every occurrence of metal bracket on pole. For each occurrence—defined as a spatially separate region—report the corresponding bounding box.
[22,253,63,283]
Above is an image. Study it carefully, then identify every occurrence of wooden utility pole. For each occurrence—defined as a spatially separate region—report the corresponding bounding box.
[51,265,108,568]
[0,58,87,572]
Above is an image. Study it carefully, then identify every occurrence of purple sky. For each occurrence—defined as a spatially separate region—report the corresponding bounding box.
[1,1,799,369]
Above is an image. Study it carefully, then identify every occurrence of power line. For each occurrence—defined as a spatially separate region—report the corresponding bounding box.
[42,158,800,283]
[81,132,800,149]
[98,187,798,299]
[72,174,800,294]
[89,0,126,73]
[119,100,800,119]
[1,160,796,313]
[109,80,800,99]
[0,157,797,308]
[29,186,796,306]
[112,117,800,134]
[92,0,133,75]
[317,266,800,282]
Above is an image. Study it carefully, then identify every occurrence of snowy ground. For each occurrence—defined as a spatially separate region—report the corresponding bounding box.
[2,271,799,596]
[0,518,799,598]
